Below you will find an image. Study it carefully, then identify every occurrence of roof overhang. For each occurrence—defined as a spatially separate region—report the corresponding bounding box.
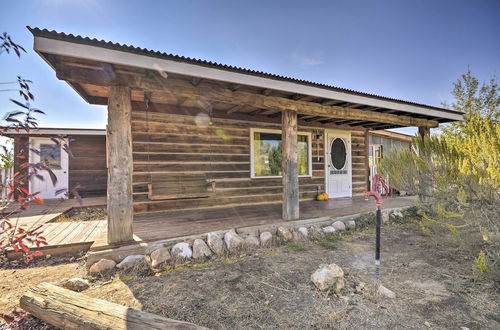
[29,27,463,130]
[1,127,106,137]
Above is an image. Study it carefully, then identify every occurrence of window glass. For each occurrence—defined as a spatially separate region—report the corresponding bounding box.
[40,143,61,169]
[330,138,346,170]
[252,131,310,177]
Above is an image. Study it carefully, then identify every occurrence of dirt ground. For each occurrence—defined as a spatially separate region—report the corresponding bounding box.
[52,206,107,222]
[1,223,499,329]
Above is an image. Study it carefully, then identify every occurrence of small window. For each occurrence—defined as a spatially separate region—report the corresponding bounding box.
[40,143,61,169]
[330,138,347,170]
[251,129,311,178]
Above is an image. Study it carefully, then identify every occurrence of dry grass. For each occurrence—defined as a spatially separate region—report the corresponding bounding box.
[1,222,499,329]
[82,224,499,329]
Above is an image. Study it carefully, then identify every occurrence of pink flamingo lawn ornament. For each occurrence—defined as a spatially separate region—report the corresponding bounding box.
[364,173,389,280]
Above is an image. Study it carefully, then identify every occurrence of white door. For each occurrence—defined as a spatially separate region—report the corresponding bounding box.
[325,131,352,198]
[29,137,69,199]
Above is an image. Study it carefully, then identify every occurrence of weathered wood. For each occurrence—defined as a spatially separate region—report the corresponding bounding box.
[418,126,431,202]
[364,129,370,191]
[20,282,207,330]
[148,174,216,200]
[107,85,134,243]
[56,65,439,128]
[282,110,299,220]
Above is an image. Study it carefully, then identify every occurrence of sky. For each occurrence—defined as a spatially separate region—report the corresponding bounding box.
[1,0,499,135]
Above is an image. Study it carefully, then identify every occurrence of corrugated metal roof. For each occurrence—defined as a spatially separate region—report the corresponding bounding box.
[28,26,458,115]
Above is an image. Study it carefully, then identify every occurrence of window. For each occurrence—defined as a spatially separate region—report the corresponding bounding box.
[250,128,312,178]
[40,143,62,169]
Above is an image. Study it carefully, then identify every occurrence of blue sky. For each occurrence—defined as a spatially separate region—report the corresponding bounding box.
[1,0,499,135]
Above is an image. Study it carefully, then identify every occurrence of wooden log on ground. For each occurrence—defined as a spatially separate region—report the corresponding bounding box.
[20,282,208,330]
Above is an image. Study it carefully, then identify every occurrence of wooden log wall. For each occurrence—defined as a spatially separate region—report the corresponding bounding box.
[131,105,369,214]
[69,135,107,197]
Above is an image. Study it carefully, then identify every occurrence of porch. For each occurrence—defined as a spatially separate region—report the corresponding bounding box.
[91,196,415,250]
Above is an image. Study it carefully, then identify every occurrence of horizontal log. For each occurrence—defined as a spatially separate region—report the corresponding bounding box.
[132,120,250,137]
[133,153,250,162]
[134,163,249,172]
[133,191,318,213]
[133,142,249,154]
[132,132,249,145]
[57,65,439,128]
[20,282,207,330]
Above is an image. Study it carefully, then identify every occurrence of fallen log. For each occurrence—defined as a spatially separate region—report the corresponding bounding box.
[20,282,208,330]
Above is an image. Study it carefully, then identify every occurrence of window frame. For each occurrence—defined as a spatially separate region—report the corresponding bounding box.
[250,128,312,179]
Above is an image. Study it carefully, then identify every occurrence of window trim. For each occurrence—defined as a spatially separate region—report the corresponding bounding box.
[250,128,312,179]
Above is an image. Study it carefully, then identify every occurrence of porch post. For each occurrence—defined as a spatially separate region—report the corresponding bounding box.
[281,110,299,220]
[418,126,430,140]
[107,85,134,244]
[418,126,431,203]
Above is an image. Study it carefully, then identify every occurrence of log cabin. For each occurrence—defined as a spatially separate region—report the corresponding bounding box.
[3,128,410,200]
[22,27,462,245]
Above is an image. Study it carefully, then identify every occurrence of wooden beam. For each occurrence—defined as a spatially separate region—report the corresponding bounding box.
[55,65,440,128]
[227,104,244,114]
[107,85,134,244]
[282,110,299,220]
[20,282,208,330]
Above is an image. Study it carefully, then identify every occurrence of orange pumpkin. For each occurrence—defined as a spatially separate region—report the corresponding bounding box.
[316,193,329,201]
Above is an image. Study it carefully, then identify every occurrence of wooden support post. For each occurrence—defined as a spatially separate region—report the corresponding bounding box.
[418,126,430,141]
[418,126,431,202]
[107,85,134,244]
[281,110,299,220]
[364,129,370,191]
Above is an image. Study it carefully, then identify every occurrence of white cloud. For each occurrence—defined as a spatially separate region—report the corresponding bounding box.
[291,51,326,66]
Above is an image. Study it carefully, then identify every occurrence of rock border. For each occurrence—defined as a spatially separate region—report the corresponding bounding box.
[86,206,413,273]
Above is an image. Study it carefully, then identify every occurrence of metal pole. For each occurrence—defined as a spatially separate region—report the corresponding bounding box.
[365,173,388,281]
[375,208,381,281]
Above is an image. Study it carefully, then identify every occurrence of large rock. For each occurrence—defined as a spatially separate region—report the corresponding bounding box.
[192,239,212,259]
[276,226,293,242]
[150,247,171,268]
[171,242,193,259]
[61,278,90,292]
[322,226,336,234]
[244,235,260,248]
[346,220,356,229]
[116,255,146,270]
[207,232,225,255]
[224,229,244,251]
[89,259,116,274]
[298,227,308,239]
[377,285,396,299]
[331,221,346,231]
[311,263,345,293]
[260,232,273,247]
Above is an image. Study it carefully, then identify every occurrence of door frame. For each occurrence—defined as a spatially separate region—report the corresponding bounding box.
[29,137,69,199]
[324,129,352,198]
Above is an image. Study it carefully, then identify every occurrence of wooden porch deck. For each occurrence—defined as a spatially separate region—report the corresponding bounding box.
[4,197,106,259]
[90,196,416,250]
[6,196,415,258]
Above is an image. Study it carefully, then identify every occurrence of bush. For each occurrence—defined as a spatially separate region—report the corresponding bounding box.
[379,71,499,278]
